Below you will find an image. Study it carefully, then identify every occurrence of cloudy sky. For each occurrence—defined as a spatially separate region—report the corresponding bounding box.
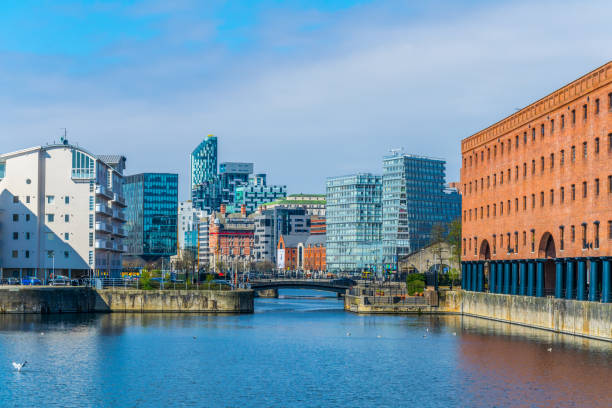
[1,0,610,199]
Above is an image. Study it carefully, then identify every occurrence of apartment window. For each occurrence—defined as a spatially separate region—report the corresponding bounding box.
[583,181,587,198]
[487,148,490,160]
[25,214,30,221]
[523,131,527,144]
[531,230,535,252]
[474,237,477,256]
[89,232,94,247]
[47,214,54,222]
[65,196,70,204]
[494,145,497,157]
[64,214,69,222]
[501,172,504,184]
[560,150,565,165]
[463,239,466,255]
[493,235,496,255]
[583,104,587,120]
[583,142,588,159]
[560,187,565,203]
[571,184,576,200]
[493,204,496,217]
[515,166,519,180]
[515,135,519,148]
[550,189,554,205]
[541,123,545,137]
[561,114,565,129]
[523,162,527,177]
[558,226,565,251]
[596,178,600,196]
[507,199,511,213]
[571,225,575,242]
[595,138,600,154]
[550,153,554,169]
[514,232,518,251]
[594,222,600,249]
[493,174,497,186]
[63,251,69,259]
[47,195,55,204]
[500,202,504,215]
[523,196,527,210]
[550,119,554,133]
[11,250,18,258]
[571,109,576,124]
[25,250,30,259]
[595,98,600,114]
[523,231,526,246]
[532,127,535,141]
[540,191,544,207]
[571,146,576,162]
[507,169,511,181]
[13,196,19,203]
[13,232,18,240]
[540,156,544,172]
[26,232,30,240]
[26,196,30,204]
[531,194,535,208]
[487,176,490,187]
[64,232,69,240]
[501,142,504,155]
[89,196,94,211]
[89,214,94,229]
[531,160,536,174]
[508,138,511,153]
[515,198,518,212]
[89,251,94,266]
[582,224,587,249]
[12,214,18,222]
[89,181,94,192]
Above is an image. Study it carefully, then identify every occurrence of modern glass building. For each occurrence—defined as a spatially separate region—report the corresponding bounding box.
[382,153,461,269]
[218,162,253,206]
[123,173,178,263]
[191,135,217,188]
[326,173,382,274]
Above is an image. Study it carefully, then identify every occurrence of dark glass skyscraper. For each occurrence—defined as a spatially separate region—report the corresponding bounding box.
[123,173,178,263]
[191,135,217,188]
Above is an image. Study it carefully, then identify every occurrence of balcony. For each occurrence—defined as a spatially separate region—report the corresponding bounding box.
[95,222,112,234]
[112,193,127,208]
[95,239,113,250]
[95,204,113,217]
[112,209,126,221]
[95,185,113,199]
[113,226,127,237]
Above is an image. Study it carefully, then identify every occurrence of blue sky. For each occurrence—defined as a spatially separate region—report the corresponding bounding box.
[1,0,611,199]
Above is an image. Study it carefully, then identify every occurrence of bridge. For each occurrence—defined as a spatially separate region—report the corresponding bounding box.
[249,278,356,294]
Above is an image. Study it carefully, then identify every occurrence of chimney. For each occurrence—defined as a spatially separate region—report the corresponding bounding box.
[241,204,246,217]
[220,204,226,215]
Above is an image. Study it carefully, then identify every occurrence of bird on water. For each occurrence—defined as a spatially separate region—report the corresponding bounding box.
[12,361,27,372]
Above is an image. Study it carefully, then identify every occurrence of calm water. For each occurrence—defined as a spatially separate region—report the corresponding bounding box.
[0,290,611,407]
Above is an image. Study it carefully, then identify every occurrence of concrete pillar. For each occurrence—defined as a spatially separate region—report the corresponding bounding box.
[555,259,564,299]
[589,258,599,302]
[577,259,587,301]
[497,261,503,294]
[503,261,510,294]
[490,262,497,293]
[511,261,518,295]
[527,261,535,296]
[519,261,527,296]
[461,263,466,290]
[566,259,575,300]
[477,262,484,292]
[536,260,544,297]
[602,258,611,303]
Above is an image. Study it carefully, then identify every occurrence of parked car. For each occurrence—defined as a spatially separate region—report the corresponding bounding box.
[0,278,8,285]
[70,279,80,286]
[49,275,71,286]
[7,278,20,285]
[21,276,42,285]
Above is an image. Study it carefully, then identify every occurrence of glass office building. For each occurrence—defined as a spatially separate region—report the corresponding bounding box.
[191,135,217,188]
[382,153,461,269]
[326,173,382,274]
[124,173,178,262]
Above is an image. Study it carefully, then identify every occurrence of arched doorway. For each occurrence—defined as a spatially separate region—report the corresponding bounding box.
[538,232,556,295]
[479,240,491,290]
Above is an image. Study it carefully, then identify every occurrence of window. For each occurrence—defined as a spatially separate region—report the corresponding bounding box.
[493,204,496,217]
[64,251,70,259]
[26,196,30,204]
[12,232,18,240]
[89,214,94,229]
[25,250,30,258]
[25,214,30,222]
[583,104,587,120]
[582,224,587,249]
[64,214,69,222]
[523,131,527,144]
[583,142,588,159]
[487,205,490,217]
[65,196,70,204]
[561,114,565,129]
[596,178,600,196]
[583,181,587,198]
[523,196,527,210]
[571,184,576,200]
[515,135,519,148]
[26,232,30,240]
[500,201,504,215]
[64,232,69,240]
[541,123,545,137]
[595,138,600,154]
[540,191,544,207]
[12,214,18,222]
[508,138,511,153]
[550,189,554,205]
[540,156,545,172]
[515,198,518,212]
[47,214,54,222]
[550,153,554,169]
[609,92,612,110]
[501,172,504,184]
[531,194,535,208]
[532,159,536,174]
[609,221,612,240]
[609,175,612,193]
[560,226,565,251]
[494,145,497,157]
[13,196,19,203]
[11,250,18,258]
[523,231,527,246]
[571,225,575,242]
[550,119,554,133]
[89,232,94,247]
[571,146,576,162]
[571,109,576,124]
[560,187,565,203]
[47,195,55,204]
[523,162,527,177]
[560,150,565,165]
[595,98,600,114]
[531,230,535,252]
[609,133,612,151]
[501,142,504,155]
[594,222,600,249]
[514,232,518,251]
[532,127,535,141]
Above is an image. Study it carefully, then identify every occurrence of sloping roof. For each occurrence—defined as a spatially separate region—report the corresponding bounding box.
[305,234,326,247]
[279,233,310,248]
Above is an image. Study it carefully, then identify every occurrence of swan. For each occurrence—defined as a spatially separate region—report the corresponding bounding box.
[12,361,27,372]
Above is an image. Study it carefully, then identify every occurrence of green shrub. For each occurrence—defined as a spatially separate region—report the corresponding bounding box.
[407,279,425,296]
[140,270,153,290]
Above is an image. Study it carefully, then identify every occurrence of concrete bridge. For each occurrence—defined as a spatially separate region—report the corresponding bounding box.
[250,278,356,295]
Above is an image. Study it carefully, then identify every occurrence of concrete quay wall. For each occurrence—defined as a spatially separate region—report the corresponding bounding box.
[0,287,254,314]
[440,291,612,342]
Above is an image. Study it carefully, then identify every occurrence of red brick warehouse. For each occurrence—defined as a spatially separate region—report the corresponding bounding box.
[460,61,612,302]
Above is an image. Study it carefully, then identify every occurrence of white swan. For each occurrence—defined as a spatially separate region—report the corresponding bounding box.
[12,361,27,372]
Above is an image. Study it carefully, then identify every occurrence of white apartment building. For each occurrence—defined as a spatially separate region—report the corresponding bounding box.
[197,215,210,269]
[0,140,127,280]
[178,200,207,253]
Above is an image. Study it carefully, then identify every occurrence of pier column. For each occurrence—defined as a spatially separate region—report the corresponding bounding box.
[566,259,575,300]
[477,262,484,292]
[503,261,510,294]
[527,261,535,296]
[602,258,611,303]
[497,261,503,293]
[490,262,496,293]
[577,259,587,301]
[467,262,473,291]
[511,261,518,295]
[461,263,466,290]
[536,260,544,297]
[555,259,564,299]
[589,259,600,302]
[519,261,527,296]
[472,262,478,292]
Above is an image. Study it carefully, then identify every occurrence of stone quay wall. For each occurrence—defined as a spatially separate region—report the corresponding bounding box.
[0,287,254,314]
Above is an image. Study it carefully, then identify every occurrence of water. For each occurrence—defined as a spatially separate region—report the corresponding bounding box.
[0,289,611,407]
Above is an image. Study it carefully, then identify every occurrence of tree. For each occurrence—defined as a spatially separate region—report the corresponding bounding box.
[447,218,462,265]
[430,223,447,290]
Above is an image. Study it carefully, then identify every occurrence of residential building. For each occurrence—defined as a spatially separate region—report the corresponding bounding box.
[0,139,126,279]
[178,200,206,254]
[234,183,286,214]
[310,216,326,235]
[218,162,253,206]
[253,207,310,264]
[326,173,382,274]
[382,153,461,270]
[191,135,219,212]
[300,234,326,272]
[461,61,612,302]
[197,214,210,270]
[209,205,256,272]
[260,193,325,216]
[277,233,309,271]
[123,173,178,265]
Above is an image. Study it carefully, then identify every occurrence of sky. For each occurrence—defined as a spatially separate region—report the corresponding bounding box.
[1,0,610,200]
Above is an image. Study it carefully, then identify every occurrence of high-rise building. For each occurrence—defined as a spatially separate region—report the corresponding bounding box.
[234,183,286,214]
[123,173,178,264]
[178,200,206,254]
[382,153,461,269]
[0,140,127,279]
[209,205,256,271]
[218,162,253,206]
[191,135,217,188]
[326,173,382,274]
[461,61,612,300]
[197,214,210,269]
[253,207,310,264]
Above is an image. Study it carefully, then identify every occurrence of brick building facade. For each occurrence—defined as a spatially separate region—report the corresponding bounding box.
[461,61,612,302]
[209,205,256,271]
